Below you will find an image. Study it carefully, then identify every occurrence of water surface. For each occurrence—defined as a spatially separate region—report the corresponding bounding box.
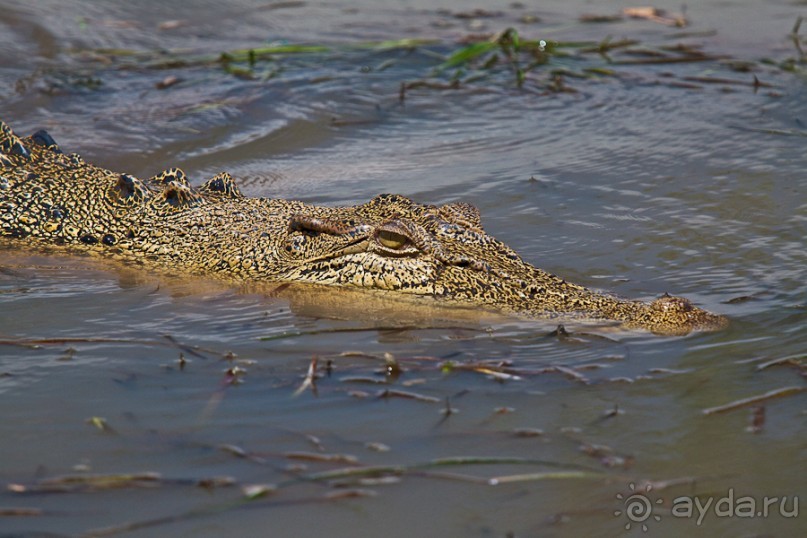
[1,1,805,536]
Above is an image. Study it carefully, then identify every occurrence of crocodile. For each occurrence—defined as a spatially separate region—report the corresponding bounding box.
[0,119,727,335]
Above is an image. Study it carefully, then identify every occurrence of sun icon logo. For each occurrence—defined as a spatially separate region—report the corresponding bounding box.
[614,482,663,531]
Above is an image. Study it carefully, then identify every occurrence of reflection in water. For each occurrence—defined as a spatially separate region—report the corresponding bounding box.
[0,1,805,536]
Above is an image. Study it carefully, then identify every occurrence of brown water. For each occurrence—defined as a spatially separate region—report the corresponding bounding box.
[1,1,805,537]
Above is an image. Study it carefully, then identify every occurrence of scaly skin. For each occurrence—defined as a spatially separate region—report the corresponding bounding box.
[0,120,727,334]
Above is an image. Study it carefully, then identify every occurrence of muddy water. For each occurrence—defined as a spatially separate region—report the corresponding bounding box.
[0,1,805,537]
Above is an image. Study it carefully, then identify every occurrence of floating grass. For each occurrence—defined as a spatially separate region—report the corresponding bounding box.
[487,470,600,485]
[285,455,602,486]
[44,18,804,98]
[11,453,606,536]
[222,44,331,62]
[730,125,807,137]
[701,386,806,415]
[258,325,483,342]
[754,354,805,371]
[9,472,163,494]
[0,506,44,516]
[0,335,216,359]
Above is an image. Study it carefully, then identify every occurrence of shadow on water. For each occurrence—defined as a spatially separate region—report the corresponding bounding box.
[1,1,806,537]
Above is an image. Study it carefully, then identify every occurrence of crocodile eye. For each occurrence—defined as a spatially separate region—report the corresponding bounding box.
[377,229,409,250]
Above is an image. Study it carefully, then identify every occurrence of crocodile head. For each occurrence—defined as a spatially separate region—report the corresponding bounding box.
[270,194,727,335]
[0,120,726,334]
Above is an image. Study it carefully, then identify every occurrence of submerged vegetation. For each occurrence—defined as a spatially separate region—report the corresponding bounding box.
[2,324,804,534]
[14,12,807,100]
